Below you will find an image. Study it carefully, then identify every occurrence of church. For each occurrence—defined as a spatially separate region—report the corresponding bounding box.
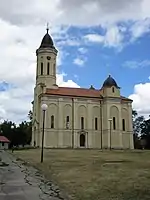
[32,28,134,149]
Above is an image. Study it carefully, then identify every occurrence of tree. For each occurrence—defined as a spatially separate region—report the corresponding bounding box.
[132,109,144,135]
[0,120,17,147]
[132,109,145,149]
[28,110,33,121]
[140,116,150,149]
[140,138,147,149]
[133,115,145,135]
[132,110,138,118]
[0,117,32,147]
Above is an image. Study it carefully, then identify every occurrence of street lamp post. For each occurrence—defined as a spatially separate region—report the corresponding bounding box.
[41,103,48,163]
[11,125,15,151]
[108,119,112,150]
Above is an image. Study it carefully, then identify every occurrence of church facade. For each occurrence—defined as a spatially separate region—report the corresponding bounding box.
[32,28,134,149]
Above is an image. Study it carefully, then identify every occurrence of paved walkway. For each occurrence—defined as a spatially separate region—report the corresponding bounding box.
[0,151,66,200]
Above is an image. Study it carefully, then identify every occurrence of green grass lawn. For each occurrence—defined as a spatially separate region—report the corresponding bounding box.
[14,149,150,200]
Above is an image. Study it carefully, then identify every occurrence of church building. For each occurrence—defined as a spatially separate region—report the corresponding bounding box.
[32,28,134,149]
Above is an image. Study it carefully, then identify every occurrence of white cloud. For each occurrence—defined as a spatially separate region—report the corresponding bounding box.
[84,26,124,49]
[0,72,79,124]
[1,0,150,123]
[0,0,145,26]
[104,26,124,48]
[130,18,150,41]
[84,34,104,43]
[58,0,143,26]
[78,47,88,54]
[129,81,150,118]
[123,60,150,69]
[57,38,80,46]
[57,73,80,88]
[0,19,79,123]
[73,57,86,66]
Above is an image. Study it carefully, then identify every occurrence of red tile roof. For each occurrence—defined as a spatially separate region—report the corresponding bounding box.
[45,87,132,101]
[46,87,103,98]
[0,136,10,143]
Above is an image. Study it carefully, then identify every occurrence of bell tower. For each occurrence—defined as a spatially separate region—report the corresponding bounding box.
[36,26,58,88]
[32,26,58,147]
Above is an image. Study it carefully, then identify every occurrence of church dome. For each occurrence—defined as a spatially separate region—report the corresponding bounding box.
[40,28,54,48]
[102,75,119,88]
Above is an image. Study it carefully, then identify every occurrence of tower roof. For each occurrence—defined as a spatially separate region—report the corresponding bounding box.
[102,75,119,88]
[39,27,54,49]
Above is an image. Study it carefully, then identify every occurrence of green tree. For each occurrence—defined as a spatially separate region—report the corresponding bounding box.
[132,109,145,149]
[28,110,33,121]
[0,120,17,147]
[132,110,138,118]
[0,116,32,147]
[140,116,150,149]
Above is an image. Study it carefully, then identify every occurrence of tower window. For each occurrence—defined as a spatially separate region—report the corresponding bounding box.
[51,115,54,129]
[95,117,98,130]
[41,63,43,75]
[122,119,125,131]
[66,116,69,123]
[113,117,116,130]
[81,117,84,129]
[66,116,69,129]
[112,87,115,93]
[47,63,50,75]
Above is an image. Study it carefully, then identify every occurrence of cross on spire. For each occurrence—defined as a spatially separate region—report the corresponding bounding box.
[46,22,49,33]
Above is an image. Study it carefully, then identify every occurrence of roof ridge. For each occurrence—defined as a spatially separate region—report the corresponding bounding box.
[49,86,101,91]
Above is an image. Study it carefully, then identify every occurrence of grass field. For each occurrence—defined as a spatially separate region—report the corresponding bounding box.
[14,149,150,200]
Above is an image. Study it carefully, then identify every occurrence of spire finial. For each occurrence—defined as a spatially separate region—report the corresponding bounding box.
[46,22,49,33]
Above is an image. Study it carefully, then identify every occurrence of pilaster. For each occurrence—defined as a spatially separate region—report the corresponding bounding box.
[58,98,63,147]
[87,100,92,148]
[73,99,78,148]
[128,104,134,149]
[118,105,123,149]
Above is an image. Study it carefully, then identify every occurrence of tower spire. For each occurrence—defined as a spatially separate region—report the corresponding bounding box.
[46,22,49,33]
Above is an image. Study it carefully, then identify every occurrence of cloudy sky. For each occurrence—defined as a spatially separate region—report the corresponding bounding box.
[0,0,150,123]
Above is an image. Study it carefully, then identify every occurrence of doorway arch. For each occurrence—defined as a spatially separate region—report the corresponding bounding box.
[80,134,85,147]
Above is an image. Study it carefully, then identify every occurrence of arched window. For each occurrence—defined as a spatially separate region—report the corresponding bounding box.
[41,63,43,75]
[66,116,69,129]
[122,119,125,131]
[112,87,115,93]
[47,63,50,75]
[81,117,84,130]
[51,115,54,129]
[113,117,116,130]
[95,117,98,130]
[66,116,69,123]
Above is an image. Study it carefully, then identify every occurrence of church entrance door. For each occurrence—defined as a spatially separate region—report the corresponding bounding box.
[80,134,85,147]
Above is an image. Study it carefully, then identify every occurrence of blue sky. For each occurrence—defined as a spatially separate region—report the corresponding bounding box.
[0,0,150,122]
[56,25,150,97]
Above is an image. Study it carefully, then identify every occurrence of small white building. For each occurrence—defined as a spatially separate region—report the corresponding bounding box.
[0,136,10,149]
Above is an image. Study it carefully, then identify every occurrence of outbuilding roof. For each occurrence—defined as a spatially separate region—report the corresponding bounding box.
[0,136,10,143]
